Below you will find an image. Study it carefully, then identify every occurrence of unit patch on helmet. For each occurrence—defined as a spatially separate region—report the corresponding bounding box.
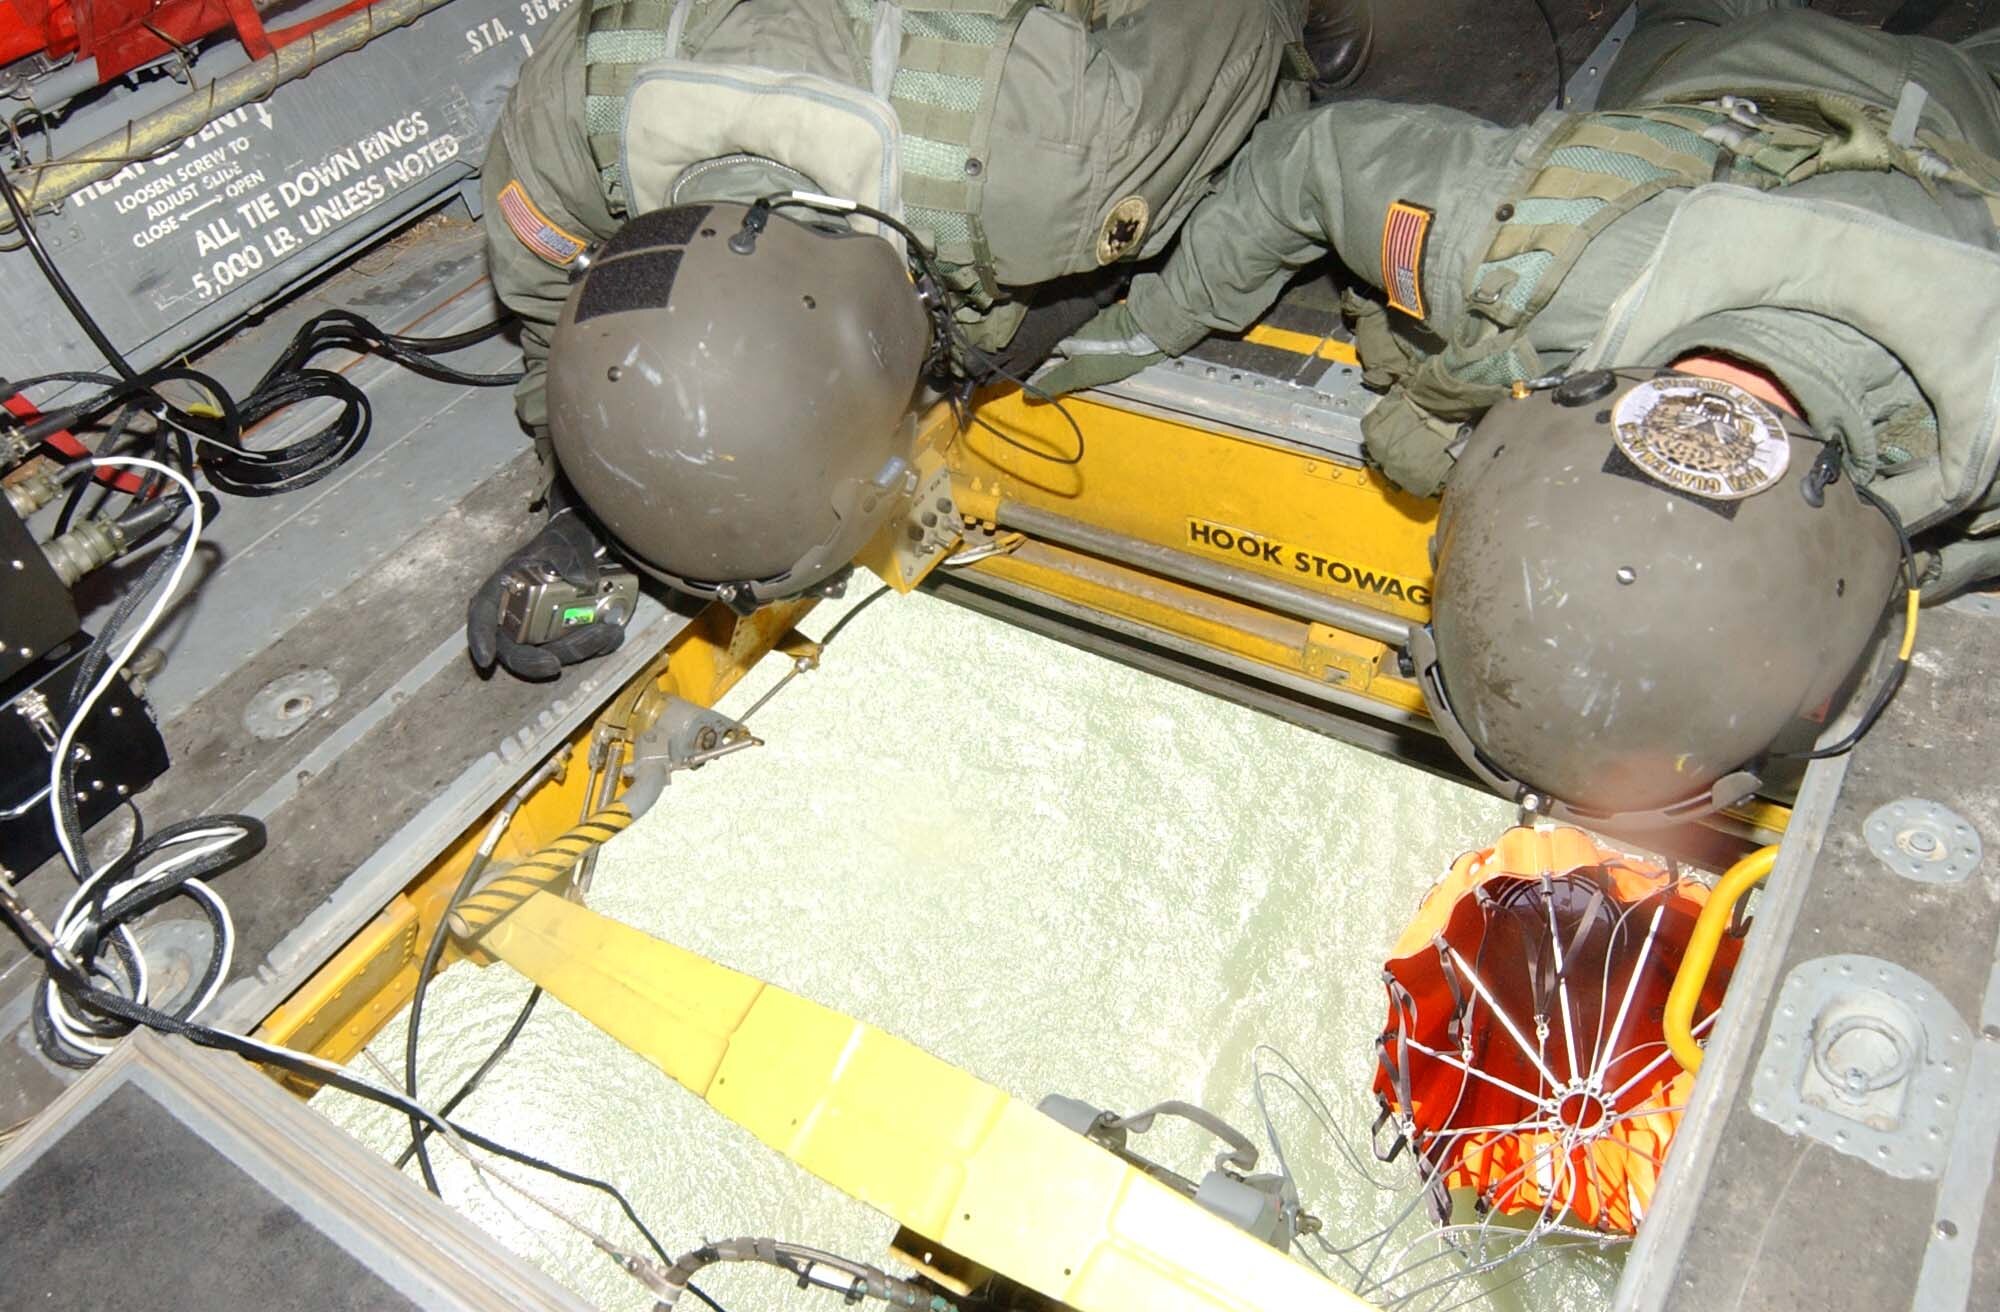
[1096,196,1151,265]
[1611,377,1790,501]
[498,180,587,267]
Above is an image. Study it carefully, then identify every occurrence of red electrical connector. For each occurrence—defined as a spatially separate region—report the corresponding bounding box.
[3,392,147,492]
[0,0,387,90]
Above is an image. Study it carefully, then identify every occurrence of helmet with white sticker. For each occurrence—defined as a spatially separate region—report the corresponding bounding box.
[1409,368,1903,826]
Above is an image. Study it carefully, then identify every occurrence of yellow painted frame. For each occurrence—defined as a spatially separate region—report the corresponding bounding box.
[258,597,819,1067]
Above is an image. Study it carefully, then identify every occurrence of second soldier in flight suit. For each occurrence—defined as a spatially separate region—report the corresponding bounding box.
[1039,0,2000,822]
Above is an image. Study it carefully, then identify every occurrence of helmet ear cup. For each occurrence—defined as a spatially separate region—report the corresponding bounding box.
[1423,370,1902,823]
[546,203,932,603]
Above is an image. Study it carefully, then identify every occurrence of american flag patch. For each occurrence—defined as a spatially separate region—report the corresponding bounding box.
[498,179,586,267]
[1381,200,1435,320]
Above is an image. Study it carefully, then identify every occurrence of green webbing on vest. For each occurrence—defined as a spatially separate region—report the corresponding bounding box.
[852,1,1033,311]
[1368,105,1786,416]
[582,0,1030,334]
[1508,197,1609,228]
[1355,104,1780,492]
[1358,93,2000,503]
[581,0,690,203]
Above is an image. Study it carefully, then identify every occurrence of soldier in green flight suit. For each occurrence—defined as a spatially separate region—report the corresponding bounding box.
[468,0,1376,679]
[1040,0,2000,824]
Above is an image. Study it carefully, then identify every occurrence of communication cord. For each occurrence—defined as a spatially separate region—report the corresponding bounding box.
[8,908,726,1311]
[1778,480,1920,762]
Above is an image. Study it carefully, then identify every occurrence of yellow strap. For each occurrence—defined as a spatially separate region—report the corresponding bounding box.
[1662,846,1777,1074]
[481,892,1366,1311]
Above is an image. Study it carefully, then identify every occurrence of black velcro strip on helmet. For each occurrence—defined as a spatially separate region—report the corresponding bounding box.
[575,249,683,324]
[1601,446,1741,520]
[598,205,712,262]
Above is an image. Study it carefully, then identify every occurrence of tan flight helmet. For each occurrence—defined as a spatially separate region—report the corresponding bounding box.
[1408,368,1903,827]
[547,201,935,609]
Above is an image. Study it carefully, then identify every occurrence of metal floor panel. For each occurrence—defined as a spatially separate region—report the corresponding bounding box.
[0,1031,590,1311]
[67,219,525,721]
[0,218,697,1125]
[1618,604,2000,1311]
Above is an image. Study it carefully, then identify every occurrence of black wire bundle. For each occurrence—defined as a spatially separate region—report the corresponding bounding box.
[29,814,266,1069]
[1778,478,1921,762]
[7,919,708,1302]
[1,166,520,502]
[211,310,523,497]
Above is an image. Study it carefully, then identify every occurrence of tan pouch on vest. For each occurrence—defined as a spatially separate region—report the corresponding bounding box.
[622,61,906,251]
[1579,184,2000,534]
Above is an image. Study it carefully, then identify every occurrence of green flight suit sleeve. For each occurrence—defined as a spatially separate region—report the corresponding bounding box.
[482,2,623,437]
[982,0,1306,286]
[1124,99,1526,354]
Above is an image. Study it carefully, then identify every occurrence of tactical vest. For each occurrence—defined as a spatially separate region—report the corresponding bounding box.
[1360,89,2000,533]
[580,0,1036,332]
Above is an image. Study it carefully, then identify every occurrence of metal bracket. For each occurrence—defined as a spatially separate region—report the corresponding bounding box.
[888,459,960,587]
[1751,955,1973,1179]
[618,696,759,817]
[1864,798,1983,885]
[1036,1093,1320,1249]
[1559,6,1640,113]
[1097,355,1371,463]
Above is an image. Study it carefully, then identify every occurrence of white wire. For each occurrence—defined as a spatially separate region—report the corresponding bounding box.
[48,455,202,874]
[41,827,244,1053]
[40,455,208,1054]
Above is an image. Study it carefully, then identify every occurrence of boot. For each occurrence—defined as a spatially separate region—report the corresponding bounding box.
[1303,0,1374,96]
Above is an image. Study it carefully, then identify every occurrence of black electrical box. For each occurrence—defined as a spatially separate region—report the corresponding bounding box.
[1,498,82,686]
[0,635,169,874]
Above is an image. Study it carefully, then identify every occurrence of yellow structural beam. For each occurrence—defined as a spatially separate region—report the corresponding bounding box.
[479,891,1368,1312]
[259,597,820,1069]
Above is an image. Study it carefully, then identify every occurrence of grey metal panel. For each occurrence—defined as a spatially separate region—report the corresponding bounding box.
[0,1030,594,1311]
[1563,5,1638,114]
[64,220,524,721]
[0,220,697,1127]
[1617,604,2000,1311]
[0,0,542,383]
[1092,353,1373,464]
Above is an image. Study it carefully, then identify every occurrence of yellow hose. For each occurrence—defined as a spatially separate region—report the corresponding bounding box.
[1663,845,1779,1075]
[448,805,633,942]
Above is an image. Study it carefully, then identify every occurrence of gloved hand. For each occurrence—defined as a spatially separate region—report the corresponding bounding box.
[466,508,628,681]
[1029,303,1165,399]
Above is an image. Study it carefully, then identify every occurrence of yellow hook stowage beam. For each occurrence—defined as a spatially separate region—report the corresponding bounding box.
[470,889,1367,1312]
[1663,845,1779,1075]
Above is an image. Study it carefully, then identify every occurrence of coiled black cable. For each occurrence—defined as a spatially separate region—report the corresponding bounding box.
[30,814,267,1068]
[4,162,520,500]
[201,309,523,497]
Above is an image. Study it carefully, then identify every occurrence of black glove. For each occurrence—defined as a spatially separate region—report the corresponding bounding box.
[466,508,628,681]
